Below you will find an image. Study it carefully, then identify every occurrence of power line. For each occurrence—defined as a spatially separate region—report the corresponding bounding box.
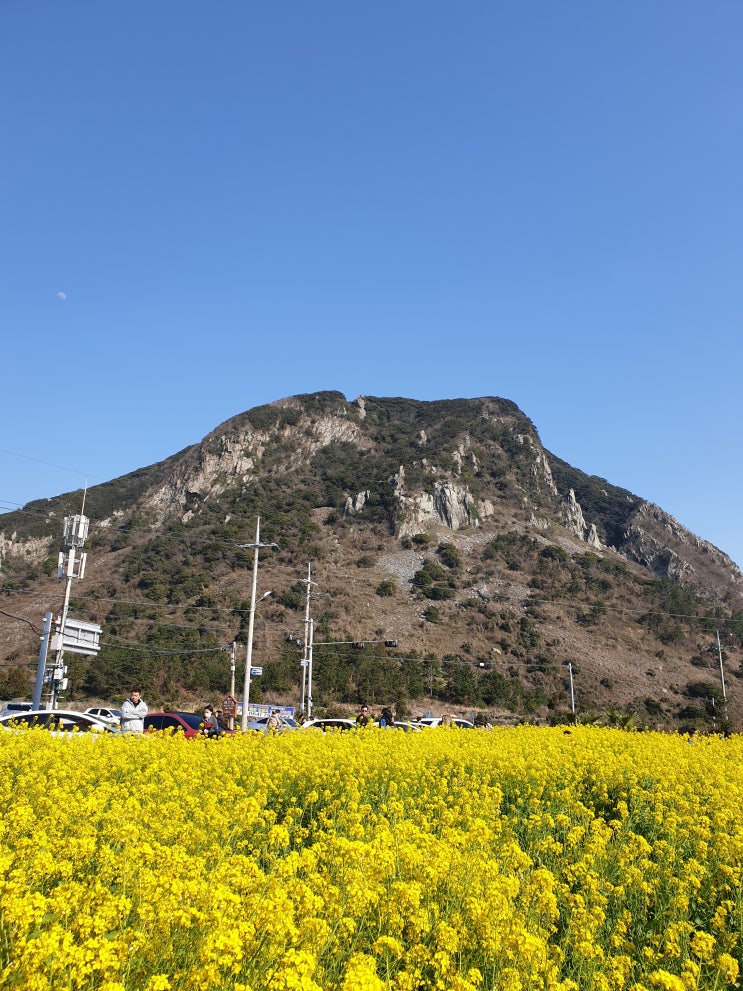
[0,609,43,636]
[100,640,231,657]
[0,448,102,482]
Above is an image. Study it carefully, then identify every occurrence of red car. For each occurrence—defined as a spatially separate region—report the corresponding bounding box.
[143,712,204,738]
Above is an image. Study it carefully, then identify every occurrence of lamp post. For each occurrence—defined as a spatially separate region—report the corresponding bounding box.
[237,517,278,732]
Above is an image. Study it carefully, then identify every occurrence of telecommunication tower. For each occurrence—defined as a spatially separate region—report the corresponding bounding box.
[34,511,101,708]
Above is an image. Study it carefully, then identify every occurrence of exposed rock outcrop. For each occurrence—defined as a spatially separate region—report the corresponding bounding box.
[396,481,477,537]
[560,489,602,549]
[344,491,370,516]
[0,532,53,569]
[530,448,559,496]
[144,410,363,522]
[620,503,741,587]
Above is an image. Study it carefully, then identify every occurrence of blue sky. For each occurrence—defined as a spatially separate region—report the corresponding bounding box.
[2,0,742,569]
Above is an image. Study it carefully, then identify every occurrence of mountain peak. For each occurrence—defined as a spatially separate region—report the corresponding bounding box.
[1,392,741,729]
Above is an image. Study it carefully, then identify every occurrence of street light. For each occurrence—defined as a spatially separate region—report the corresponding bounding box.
[237,517,279,732]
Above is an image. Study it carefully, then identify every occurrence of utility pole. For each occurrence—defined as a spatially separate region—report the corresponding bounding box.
[32,612,53,709]
[40,509,100,708]
[307,617,315,719]
[716,630,729,726]
[299,564,317,718]
[50,514,88,707]
[567,662,576,721]
[237,517,278,732]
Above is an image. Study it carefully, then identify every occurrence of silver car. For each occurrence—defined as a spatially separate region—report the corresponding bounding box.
[0,701,36,717]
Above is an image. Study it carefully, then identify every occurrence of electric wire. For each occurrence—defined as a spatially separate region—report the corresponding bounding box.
[0,609,43,636]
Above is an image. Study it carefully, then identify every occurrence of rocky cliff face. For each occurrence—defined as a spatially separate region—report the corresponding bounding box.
[620,503,742,590]
[561,490,602,549]
[142,404,364,524]
[0,531,53,568]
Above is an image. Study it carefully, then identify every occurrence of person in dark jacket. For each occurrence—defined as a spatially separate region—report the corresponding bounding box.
[380,706,394,728]
[201,706,222,737]
[356,705,372,727]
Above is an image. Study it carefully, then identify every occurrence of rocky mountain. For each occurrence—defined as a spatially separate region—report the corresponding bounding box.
[2,392,742,730]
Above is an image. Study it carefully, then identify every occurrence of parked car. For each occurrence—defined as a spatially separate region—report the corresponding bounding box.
[302,718,357,732]
[84,706,121,726]
[244,715,297,732]
[417,716,476,729]
[0,701,37,718]
[379,720,422,732]
[143,712,205,738]
[0,709,113,734]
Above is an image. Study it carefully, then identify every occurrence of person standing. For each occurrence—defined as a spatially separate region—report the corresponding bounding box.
[356,705,372,727]
[201,706,222,737]
[380,705,394,728]
[264,709,282,735]
[120,688,148,734]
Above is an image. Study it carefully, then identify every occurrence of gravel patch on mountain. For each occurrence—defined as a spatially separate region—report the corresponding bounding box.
[377,550,424,583]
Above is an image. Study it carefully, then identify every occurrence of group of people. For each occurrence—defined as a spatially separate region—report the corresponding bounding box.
[118,688,223,737]
[119,688,401,736]
[356,704,395,727]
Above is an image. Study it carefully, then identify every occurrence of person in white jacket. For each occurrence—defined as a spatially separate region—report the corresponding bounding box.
[120,688,148,733]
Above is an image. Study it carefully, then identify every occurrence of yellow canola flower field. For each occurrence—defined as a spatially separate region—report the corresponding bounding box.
[1,726,743,991]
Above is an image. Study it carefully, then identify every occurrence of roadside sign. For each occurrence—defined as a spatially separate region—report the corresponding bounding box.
[52,617,102,655]
[250,667,263,676]
[242,703,295,720]
[300,659,309,667]
[221,695,237,718]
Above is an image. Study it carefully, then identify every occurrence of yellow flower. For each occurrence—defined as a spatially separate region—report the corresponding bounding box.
[145,977,171,991]
[648,970,686,991]
[372,936,404,957]
[341,953,386,990]
[688,929,715,963]
[716,953,739,983]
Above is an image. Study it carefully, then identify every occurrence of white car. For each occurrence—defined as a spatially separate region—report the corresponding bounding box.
[417,716,476,729]
[0,709,115,734]
[84,706,122,726]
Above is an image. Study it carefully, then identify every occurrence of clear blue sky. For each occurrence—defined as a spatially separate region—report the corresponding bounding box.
[2,1,742,569]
